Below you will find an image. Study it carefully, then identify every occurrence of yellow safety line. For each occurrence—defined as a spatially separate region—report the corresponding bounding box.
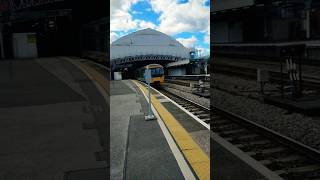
[78,62,109,94]
[134,80,210,180]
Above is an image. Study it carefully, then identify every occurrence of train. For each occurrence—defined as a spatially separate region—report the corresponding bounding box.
[135,64,165,86]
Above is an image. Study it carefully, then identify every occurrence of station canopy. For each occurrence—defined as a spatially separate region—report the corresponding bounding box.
[110,28,191,63]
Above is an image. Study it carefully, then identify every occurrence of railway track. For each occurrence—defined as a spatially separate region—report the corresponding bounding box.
[164,79,211,93]
[214,64,320,90]
[212,105,320,180]
[165,75,210,88]
[159,86,320,179]
[157,88,211,127]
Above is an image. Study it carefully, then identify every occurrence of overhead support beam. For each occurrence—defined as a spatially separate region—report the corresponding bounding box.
[0,9,72,23]
[112,54,186,65]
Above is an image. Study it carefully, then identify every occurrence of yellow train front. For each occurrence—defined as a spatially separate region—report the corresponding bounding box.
[136,64,164,86]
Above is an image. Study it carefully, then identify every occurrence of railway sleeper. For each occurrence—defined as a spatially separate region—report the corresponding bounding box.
[251,150,295,163]
[181,105,195,109]
[220,129,246,136]
[232,141,276,150]
[189,109,204,113]
[259,155,302,166]
[214,124,242,132]
[210,117,227,123]
[176,102,187,105]
[236,141,277,152]
[235,140,271,148]
[226,134,261,143]
[230,134,259,142]
[267,160,319,174]
[202,118,211,123]
[193,111,207,115]
[197,114,210,119]
[175,101,185,105]
[248,147,286,156]
[275,164,320,176]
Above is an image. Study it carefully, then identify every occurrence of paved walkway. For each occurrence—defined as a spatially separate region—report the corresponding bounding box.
[110,80,185,179]
[0,57,107,180]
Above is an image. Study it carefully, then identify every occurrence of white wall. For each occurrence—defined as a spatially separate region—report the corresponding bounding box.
[168,67,186,76]
[13,33,38,58]
[113,72,122,80]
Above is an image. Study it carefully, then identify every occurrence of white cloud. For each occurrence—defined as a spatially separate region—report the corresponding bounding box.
[137,20,157,29]
[177,36,198,48]
[204,24,210,44]
[149,0,209,35]
[110,0,140,32]
[110,0,210,46]
[110,32,119,43]
[204,32,209,44]
[196,46,210,56]
[131,10,143,14]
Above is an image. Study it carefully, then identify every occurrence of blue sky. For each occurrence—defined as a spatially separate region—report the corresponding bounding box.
[110,0,210,56]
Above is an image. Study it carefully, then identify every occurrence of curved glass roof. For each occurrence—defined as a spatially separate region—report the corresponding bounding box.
[111,28,191,60]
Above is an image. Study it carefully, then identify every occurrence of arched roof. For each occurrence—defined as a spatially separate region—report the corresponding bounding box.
[111,28,191,60]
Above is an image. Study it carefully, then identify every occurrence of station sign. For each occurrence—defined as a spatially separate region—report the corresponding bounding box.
[27,34,37,44]
[144,69,152,83]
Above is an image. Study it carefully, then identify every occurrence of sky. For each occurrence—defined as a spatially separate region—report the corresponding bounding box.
[110,0,210,56]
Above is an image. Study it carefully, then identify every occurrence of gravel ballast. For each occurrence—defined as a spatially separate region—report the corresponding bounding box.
[163,77,320,150]
[162,83,210,109]
[212,73,320,150]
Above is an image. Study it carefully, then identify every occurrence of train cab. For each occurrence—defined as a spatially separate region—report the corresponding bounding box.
[136,64,165,86]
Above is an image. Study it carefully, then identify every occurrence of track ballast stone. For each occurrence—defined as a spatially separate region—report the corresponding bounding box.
[212,83,320,151]
[162,84,209,109]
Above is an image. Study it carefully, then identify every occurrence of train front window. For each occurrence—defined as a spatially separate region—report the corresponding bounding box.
[151,68,164,77]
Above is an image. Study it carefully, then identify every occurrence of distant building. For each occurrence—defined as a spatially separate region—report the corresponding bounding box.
[212,0,320,43]
[212,0,320,60]
[0,0,107,59]
[166,55,209,76]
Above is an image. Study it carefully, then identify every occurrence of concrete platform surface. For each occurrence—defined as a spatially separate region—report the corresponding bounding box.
[211,137,267,180]
[110,80,185,179]
[0,58,107,180]
[136,81,210,179]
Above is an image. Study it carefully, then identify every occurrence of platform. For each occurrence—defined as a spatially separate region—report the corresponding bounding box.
[110,80,185,179]
[110,80,211,179]
[211,133,274,180]
[110,79,280,179]
[0,57,108,180]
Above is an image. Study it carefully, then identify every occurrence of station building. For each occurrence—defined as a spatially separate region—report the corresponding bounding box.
[212,0,320,60]
[0,0,107,59]
[111,28,199,79]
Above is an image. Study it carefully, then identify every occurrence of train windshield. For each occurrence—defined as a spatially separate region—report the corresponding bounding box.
[151,68,164,77]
